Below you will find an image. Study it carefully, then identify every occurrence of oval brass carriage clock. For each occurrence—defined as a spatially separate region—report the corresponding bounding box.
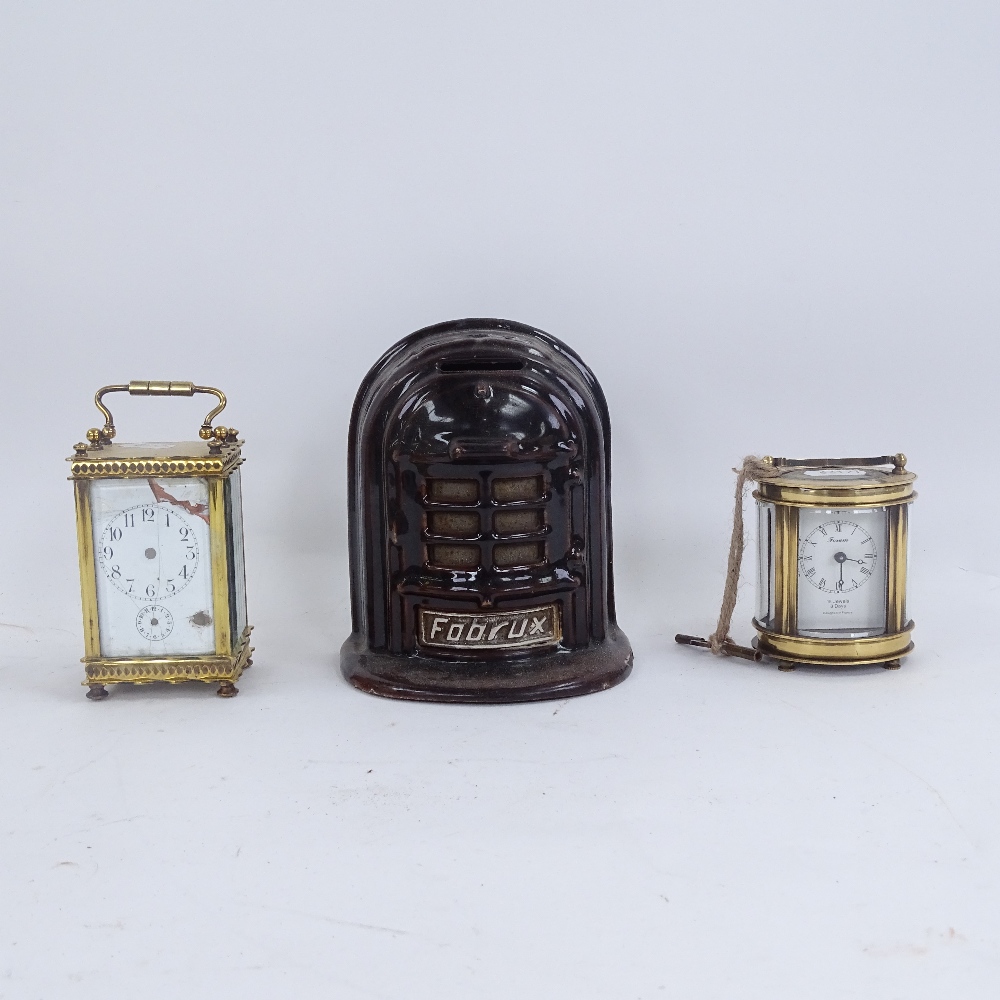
[678,454,915,670]
[69,382,252,699]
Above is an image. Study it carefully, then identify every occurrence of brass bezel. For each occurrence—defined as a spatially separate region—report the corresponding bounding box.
[753,622,914,666]
[755,483,916,508]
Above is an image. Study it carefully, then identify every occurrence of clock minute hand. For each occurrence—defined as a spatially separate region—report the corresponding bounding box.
[833,551,846,592]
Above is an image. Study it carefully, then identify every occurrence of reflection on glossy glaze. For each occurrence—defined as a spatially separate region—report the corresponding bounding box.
[341,318,632,703]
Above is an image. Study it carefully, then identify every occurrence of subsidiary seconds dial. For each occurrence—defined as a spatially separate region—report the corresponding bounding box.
[98,503,200,601]
[798,520,877,593]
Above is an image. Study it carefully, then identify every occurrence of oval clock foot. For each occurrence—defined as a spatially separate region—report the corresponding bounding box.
[86,684,109,701]
[216,682,239,698]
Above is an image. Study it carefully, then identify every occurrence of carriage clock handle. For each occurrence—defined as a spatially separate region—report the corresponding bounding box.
[765,454,908,475]
[79,381,233,450]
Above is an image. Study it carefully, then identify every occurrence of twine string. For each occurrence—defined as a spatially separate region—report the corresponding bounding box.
[708,456,776,654]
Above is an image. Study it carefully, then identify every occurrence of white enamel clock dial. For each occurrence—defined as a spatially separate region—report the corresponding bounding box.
[799,519,877,594]
[796,507,887,637]
[90,476,215,657]
[98,504,200,602]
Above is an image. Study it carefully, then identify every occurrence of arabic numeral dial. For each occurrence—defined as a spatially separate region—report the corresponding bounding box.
[98,503,200,600]
[798,519,878,594]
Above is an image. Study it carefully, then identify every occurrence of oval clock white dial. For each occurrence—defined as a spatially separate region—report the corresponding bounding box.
[98,503,200,602]
[798,519,877,593]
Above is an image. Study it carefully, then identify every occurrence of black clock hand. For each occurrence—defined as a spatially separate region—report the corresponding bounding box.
[833,550,846,592]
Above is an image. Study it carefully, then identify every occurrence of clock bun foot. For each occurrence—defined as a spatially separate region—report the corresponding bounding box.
[776,662,797,672]
[86,684,109,701]
[216,682,239,698]
[882,659,902,670]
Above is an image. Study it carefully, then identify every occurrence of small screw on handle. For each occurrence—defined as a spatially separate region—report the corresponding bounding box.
[675,634,762,662]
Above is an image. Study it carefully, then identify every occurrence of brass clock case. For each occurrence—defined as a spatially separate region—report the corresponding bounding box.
[69,382,253,698]
[752,454,916,670]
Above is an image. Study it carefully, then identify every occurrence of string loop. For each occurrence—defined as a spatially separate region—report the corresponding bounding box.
[707,456,776,654]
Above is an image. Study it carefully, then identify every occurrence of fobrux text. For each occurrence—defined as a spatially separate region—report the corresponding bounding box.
[418,604,560,651]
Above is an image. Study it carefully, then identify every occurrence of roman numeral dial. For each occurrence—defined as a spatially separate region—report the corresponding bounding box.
[798,519,877,594]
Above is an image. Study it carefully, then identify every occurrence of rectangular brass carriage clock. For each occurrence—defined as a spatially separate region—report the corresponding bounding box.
[69,381,252,699]
[678,454,915,670]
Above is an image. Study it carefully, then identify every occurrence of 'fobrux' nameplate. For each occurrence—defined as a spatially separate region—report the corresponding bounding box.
[418,604,561,652]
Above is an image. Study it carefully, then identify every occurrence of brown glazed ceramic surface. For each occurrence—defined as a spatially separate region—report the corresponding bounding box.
[341,318,632,702]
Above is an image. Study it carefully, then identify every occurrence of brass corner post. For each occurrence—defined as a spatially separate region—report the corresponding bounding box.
[886,503,909,633]
[773,503,798,635]
[73,480,100,659]
[208,478,233,658]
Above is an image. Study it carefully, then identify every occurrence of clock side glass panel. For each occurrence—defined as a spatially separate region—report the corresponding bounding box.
[224,468,248,642]
[90,477,215,657]
[755,500,776,629]
[796,506,888,638]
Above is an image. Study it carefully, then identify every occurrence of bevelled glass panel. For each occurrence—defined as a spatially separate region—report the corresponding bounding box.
[756,500,775,628]
[492,475,543,503]
[428,511,480,537]
[494,509,544,536]
[225,467,248,640]
[428,544,480,569]
[428,479,479,504]
[494,541,545,568]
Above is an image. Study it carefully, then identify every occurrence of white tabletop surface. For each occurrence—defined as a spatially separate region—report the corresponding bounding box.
[2,533,996,999]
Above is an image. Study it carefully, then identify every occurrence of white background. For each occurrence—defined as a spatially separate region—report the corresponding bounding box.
[1,3,998,997]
